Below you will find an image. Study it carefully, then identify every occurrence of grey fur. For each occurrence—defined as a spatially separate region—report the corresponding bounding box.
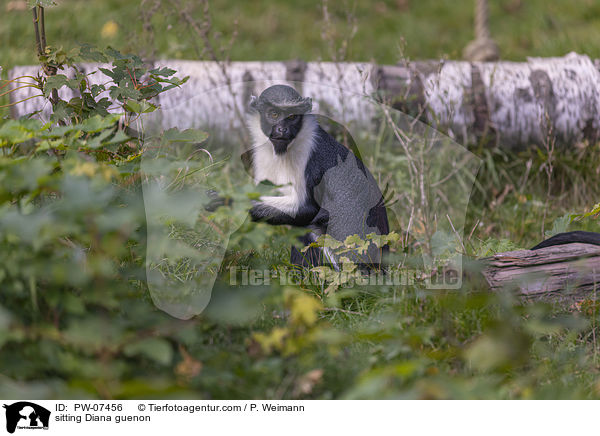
[250,84,312,114]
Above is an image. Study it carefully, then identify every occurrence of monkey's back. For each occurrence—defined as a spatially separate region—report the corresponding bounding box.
[304,125,389,265]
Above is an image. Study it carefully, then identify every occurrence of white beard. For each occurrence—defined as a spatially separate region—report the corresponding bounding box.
[247,114,317,216]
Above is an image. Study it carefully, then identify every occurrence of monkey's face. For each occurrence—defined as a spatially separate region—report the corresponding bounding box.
[259,107,304,155]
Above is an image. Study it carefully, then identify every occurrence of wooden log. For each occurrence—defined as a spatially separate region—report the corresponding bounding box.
[481,243,600,299]
[7,52,600,148]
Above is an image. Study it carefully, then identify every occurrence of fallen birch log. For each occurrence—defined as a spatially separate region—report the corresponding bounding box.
[481,243,600,300]
[7,52,600,147]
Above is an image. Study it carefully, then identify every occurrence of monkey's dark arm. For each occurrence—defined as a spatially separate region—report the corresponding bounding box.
[205,190,319,227]
[250,201,319,227]
[531,231,600,250]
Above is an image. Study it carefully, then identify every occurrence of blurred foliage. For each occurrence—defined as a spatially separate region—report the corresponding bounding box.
[2,0,600,401]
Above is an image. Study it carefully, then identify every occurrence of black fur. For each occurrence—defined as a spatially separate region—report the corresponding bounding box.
[531,231,600,250]
[264,110,303,154]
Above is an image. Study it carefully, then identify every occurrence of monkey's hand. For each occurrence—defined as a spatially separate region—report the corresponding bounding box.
[250,199,318,227]
[249,200,294,225]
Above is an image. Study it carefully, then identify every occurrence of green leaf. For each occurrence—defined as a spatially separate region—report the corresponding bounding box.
[149,67,177,77]
[79,114,121,133]
[123,100,142,113]
[98,67,117,81]
[109,81,141,101]
[77,44,108,63]
[44,74,80,97]
[84,128,114,149]
[104,47,130,61]
[90,84,105,97]
[163,128,209,144]
[49,100,71,122]
[63,318,122,353]
[0,119,42,143]
[124,100,157,114]
[464,334,515,372]
[157,76,189,91]
[123,338,173,366]
[103,130,130,146]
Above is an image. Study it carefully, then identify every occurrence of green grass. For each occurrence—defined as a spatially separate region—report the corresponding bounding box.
[2,0,600,73]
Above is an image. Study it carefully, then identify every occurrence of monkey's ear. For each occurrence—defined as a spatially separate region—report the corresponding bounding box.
[249,95,258,111]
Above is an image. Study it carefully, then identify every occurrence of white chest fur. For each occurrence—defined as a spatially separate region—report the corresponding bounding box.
[247,114,316,216]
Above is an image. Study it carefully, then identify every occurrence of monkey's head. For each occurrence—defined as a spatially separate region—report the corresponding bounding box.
[250,85,312,155]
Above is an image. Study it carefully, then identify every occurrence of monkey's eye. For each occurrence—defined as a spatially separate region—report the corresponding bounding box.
[268,110,280,120]
[287,114,297,121]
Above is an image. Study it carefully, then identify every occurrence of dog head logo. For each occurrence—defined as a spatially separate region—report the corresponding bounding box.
[3,402,50,434]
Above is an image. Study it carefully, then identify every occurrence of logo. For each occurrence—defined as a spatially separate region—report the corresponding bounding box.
[3,402,50,434]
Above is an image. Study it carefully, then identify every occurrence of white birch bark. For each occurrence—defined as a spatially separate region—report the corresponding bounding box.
[7,52,600,147]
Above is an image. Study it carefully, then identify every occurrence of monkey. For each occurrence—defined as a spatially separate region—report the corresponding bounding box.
[245,84,389,270]
[531,231,600,250]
